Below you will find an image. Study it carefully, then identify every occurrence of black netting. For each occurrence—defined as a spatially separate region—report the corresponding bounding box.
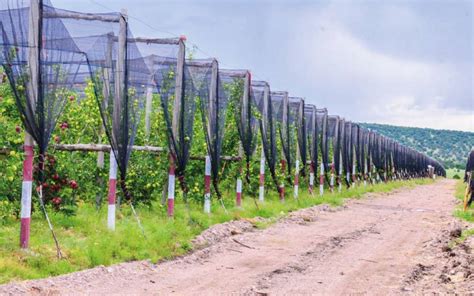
[337,118,345,179]
[289,97,306,176]
[272,91,293,184]
[316,108,329,183]
[351,123,360,176]
[328,115,340,176]
[252,81,279,191]
[193,59,228,198]
[304,104,317,174]
[343,121,352,186]
[139,38,193,194]
[67,15,149,197]
[0,0,91,173]
[220,69,257,182]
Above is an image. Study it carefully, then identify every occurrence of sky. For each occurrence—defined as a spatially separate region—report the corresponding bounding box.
[52,0,473,132]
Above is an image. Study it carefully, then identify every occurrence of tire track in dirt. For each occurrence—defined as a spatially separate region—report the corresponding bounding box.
[1,179,465,295]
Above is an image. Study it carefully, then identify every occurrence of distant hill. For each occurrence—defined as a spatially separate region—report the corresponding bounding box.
[359,123,474,169]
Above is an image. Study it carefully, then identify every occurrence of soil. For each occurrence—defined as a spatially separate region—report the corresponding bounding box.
[1,179,472,295]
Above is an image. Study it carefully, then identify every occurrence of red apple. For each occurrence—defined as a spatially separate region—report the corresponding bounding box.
[70,180,78,190]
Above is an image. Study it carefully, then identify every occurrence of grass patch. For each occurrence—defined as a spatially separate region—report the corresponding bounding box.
[446,168,463,179]
[453,180,474,223]
[0,178,432,284]
[451,180,474,246]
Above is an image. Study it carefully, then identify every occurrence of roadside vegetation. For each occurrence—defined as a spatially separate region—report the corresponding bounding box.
[453,180,474,223]
[0,178,431,284]
[451,179,474,248]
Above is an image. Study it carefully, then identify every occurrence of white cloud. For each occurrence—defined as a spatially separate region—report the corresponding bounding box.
[370,95,474,131]
[285,4,472,132]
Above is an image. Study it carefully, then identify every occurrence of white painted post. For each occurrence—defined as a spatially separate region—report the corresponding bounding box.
[352,163,356,188]
[107,152,117,230]
[319,163,324,196]
[167,154,176,217]
[364,159,367,187]
[107,9,127,226]
[259,147,265,202]
[294,159,299,199]
[204,155,211,213]
[236,145,243,207]
[167,38,185,217]
[144,86,153,139]
[309,162,315,194]
[20,0,40,248]
[338,150,343,193]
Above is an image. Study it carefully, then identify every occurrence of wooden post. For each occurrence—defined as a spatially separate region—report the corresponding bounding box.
[167,154,176,217]
[96,34,113,208]
[309,161,315,194]
[107,9,127,229]
[330,161,335,192]
[294,141,299,199]
[236,144,243,207]
[319,162,324,196]
[352,145,356,188]
[167,36,185,217]
[20,0,40,249]
[203,155,211,213]
[259,146,265,202]
[364,152,368,187]
[338,150,343,192]
[107,152,117,230]
[144,86,153,139]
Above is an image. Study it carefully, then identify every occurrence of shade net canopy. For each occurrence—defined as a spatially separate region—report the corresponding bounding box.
[0,0,92,172]
[328,115,340,176]
[49,8,151,196]
[220,69,257,182]
[337,118,346,177]
[193,59,229,197]
[271,91,294,183]
[304,104,317,174]
[343,121,352,185]
[289,97,306,176]
[138,38,195,193]
[252,81,279,191]
[316,108,329,183]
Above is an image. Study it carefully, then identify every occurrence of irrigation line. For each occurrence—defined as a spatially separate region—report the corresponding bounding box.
[130,203,147,238]
[38,185,63,259]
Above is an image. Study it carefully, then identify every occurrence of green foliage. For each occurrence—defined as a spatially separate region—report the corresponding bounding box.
[453,180,474,223]
[360,123,474,169]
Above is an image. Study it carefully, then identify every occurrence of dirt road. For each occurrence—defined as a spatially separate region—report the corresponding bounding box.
[2,179,473,295]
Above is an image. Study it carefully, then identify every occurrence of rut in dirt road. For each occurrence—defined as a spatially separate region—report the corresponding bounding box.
[1,180,462,295]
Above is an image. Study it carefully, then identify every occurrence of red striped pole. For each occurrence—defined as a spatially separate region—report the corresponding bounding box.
[204,155,211,213]
[309,162,315,194]
[167,153,176,217]
[259,148,265,202]
[107,151,117,230]
[235,178,242,207]
[294,160,299,199]
[319,163,324,196]
[364,161,368,186]
[20,133,34,248]
[352,164,356,188]
[338,152,343,192]
[279,159,286,201]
